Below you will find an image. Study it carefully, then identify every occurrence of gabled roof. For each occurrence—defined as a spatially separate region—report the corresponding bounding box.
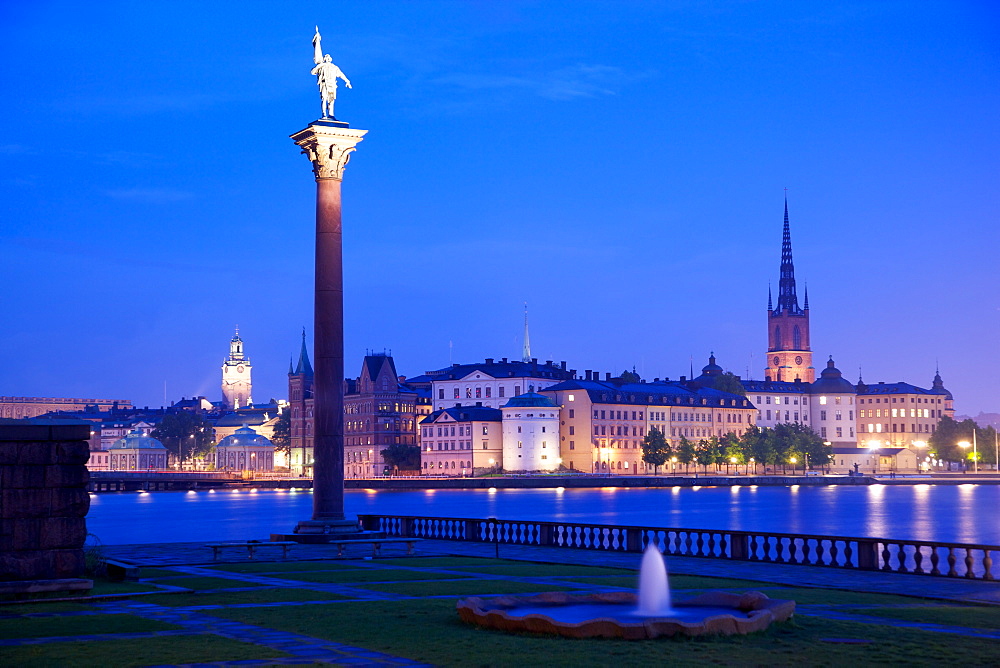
[420,405,502,425]
[542,379,754,409]
[418,359,574,383]
[858,382,933,396]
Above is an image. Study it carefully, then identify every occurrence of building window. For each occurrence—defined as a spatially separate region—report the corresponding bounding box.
[476,387,482,398]
[836,427,843,437]
[568,394,575,402]
[835,411,842,421]
[454,388,460,399]
[820,410,827,420]
[485,387,491,398]
[568,409,575,418]
[821,427,827,437]
[466,387,473,398]
[515,386,521,395]
[438,389,445,399]
[569,441,575,450]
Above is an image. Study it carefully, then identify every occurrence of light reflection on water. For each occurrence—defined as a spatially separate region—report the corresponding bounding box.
[85,484,1000,546]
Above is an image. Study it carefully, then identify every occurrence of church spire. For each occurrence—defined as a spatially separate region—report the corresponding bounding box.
[295,328,313,376]
[777,195,802,314]
[768,284,773,311]
[521,303,532,363]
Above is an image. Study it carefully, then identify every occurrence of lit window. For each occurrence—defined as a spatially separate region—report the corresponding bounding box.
[568,394,575,402]
[819,396,827,405]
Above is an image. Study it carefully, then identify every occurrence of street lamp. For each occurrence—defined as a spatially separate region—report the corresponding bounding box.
[958,440,974,473]
[670,456,677,475]
[729,456,737,475]
[749,457,756,475]
[789,456,797,475]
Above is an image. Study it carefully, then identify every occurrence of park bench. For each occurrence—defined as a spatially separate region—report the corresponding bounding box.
[206,541,297,560]
[105,559,141,581]
[327,537,422,558]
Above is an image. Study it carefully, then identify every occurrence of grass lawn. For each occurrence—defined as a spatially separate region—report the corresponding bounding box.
[450,563,634,577]
[0,602,96,616]
[152,587,349,607]
[840,605,1000,630]
[204,598,1000,666]
[89,580,162,596]
[146,576,258,590]
[137,568,186,578]
[761,588,929,606]
[207,560,361,573]
[1,634,288,667]
[0,613,180,640]
[564,575,777,590]
[354,579,579,597]
[289,568,474,584]
[371,557,519,568]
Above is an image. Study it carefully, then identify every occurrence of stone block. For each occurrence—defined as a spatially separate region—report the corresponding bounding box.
[1,465,46,491]
[0,442,18,466]
[40,518,87,551]
[1,489,50,519]
[55,441,91,466]
[11,518,44,551]
[16,444,55,467]
[53,549,86,579]
[0,550,55,581]
[47,488,91,518]
[45,464,89,488]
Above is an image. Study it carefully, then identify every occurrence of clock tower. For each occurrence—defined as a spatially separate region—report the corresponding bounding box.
[766,198,814,382]
[222,328,253,410]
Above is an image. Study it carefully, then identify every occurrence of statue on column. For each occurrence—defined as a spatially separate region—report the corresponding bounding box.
[311,26,352,119]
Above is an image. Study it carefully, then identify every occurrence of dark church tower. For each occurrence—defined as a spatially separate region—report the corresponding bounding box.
[765,198,815,382]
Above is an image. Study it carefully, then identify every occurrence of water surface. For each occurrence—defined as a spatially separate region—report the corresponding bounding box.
[86,484,1000,546]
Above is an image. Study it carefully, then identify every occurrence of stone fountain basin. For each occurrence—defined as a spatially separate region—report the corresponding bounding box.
[457,591,795,640]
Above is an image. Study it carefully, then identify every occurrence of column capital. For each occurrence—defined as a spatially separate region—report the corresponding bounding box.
[291,122,368,181]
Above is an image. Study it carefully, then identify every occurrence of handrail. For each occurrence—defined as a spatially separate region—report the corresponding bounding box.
[357,514,997,581]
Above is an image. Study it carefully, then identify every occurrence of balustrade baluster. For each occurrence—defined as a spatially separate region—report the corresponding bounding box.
[947,547,957,577]
[913,547,924,574]
[964,548,975,578]
[695,533,705,557]
[983,551,994,581]
[881,544,892,571]
[929,548,941,576]
[897,544,909,573]
[831,541,842,567]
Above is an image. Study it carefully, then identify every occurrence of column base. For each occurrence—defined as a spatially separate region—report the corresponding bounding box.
[271,518,378,543]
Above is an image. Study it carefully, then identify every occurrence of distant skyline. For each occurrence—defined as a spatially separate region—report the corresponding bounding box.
[2,1,998,414]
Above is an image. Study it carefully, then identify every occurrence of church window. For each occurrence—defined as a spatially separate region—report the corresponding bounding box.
[774,326,781,344]
[793,326,802,350]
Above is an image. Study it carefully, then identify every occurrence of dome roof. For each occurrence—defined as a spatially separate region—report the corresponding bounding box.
[502,392,557,409]
[810,357,855,394]
[701,353,723,374]
[110,429,166,450]
[218,425,273,449]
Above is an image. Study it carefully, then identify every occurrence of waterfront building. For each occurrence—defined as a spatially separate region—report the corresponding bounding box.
[419,404,501,475]
[741,357,857,448]
[856,376,951,449]
[765,198,814,383]
[343,353,419,479]
[541,377,756,474]
[212,403,280,444]
[831,446,919,474]
[221,328,253,410]
[106,429,169,471]
[215,425,275,472]
[287,332,314,476]
[408,358,576,412]
[501,393,561,472]
[0,396,131,419]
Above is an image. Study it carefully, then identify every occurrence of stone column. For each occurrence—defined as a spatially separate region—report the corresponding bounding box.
[289,120,367,536]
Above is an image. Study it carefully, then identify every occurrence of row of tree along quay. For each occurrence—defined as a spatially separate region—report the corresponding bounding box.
[640,423,832,476]
[929,416,999,468]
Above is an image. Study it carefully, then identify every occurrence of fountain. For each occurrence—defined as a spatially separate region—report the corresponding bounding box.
[457,544,795,639]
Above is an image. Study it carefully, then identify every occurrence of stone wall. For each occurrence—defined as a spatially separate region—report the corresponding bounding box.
[0,422,91,581]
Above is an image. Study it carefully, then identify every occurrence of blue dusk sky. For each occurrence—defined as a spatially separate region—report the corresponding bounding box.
[1,1,998,414]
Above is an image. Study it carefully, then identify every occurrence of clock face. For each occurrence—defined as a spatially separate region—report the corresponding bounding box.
[237,365,244,374]
[795,356,803,365]
[772,356,780,366]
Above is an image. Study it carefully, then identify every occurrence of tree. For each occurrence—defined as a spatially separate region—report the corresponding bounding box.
[270,410,291,456]
[712,371,747,397]
[930,417,998,467]
[721,433,743,472]
[676,436,696,473]
[380,443,420,474]
[612,369,641,385]
[151,412,214,467]
[696,437,721,472]
[641,426,670,474]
